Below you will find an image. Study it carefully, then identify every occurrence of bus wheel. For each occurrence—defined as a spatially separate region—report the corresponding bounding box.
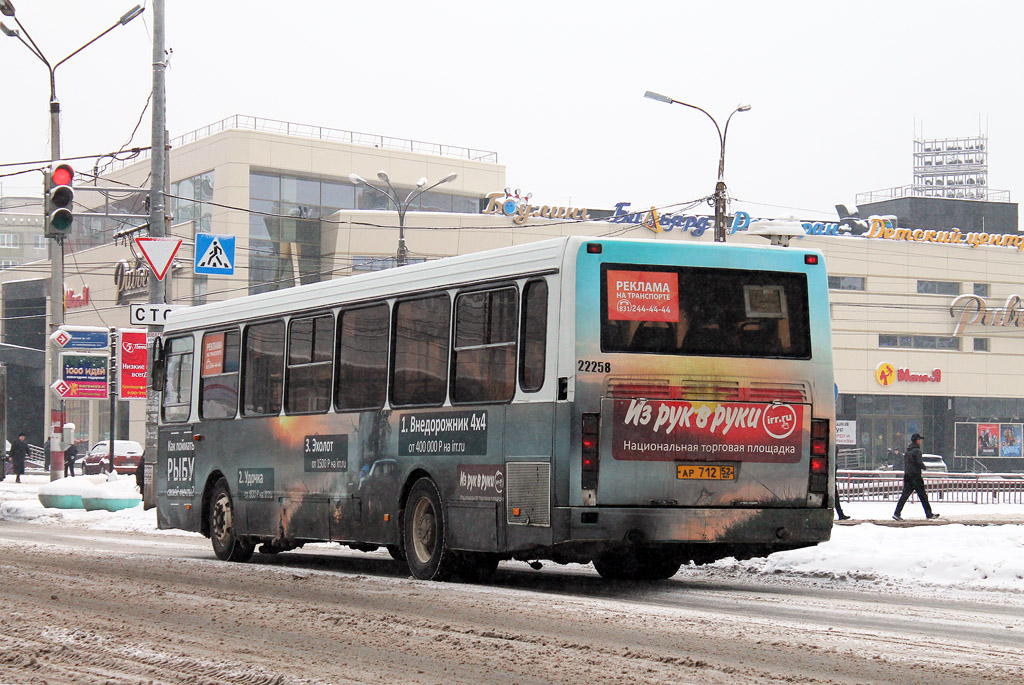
[386,544,406,562]
[209,478,254,563]
[403,478,457,581]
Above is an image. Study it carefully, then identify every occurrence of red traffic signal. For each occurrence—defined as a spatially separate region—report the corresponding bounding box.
[46,163,75,238]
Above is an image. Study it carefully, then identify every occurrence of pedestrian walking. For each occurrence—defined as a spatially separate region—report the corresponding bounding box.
[9,433,29,484]
[64,442,79,478]
[893,433,940,521]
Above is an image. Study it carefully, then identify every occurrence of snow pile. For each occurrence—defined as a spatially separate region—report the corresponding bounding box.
[717,522,1024,590]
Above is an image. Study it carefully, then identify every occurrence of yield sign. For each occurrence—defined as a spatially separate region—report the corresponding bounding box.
[135,237,182,281]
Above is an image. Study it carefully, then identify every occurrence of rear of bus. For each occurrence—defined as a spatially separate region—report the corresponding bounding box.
[567,238,834,575]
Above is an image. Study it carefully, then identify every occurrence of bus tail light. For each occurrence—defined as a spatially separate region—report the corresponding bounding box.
[581,412,599,490]
[809,418,829,499]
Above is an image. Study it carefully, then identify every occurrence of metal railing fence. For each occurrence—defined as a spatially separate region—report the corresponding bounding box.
[837,470,1024,505]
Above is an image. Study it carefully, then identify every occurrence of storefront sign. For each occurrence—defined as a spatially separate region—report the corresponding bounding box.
[836,420,856,445]
[610,398,803,463]
[875,362,941,386]
[482,191,590,225]
[118,329,148,401]
[113,259,150,304]
[865,219,1024,251]
[65,285,89,309]
[949,294,1024,336]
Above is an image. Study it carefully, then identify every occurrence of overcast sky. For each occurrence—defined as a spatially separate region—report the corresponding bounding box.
[2,1,1022,224]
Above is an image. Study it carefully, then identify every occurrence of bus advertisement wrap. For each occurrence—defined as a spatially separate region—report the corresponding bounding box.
[303,434,349,472]
[398,411,488,457]
[610,398,804,463]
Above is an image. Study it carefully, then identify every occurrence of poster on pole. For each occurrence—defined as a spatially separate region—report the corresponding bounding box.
[56,352,109,399]
[118,328,148,400]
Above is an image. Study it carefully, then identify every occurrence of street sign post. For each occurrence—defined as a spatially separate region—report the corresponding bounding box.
[194,234,235,275]
[135,237,182,281]
[50,326,109,350]
[129,303,184,326]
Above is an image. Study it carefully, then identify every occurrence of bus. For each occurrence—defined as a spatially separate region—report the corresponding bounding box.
[151,236,835,581]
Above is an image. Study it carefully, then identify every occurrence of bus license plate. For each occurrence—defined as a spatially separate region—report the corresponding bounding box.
[676,464,736,480]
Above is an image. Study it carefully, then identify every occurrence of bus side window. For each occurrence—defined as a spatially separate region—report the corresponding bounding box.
[161,336,194,423]
[519,279,547,392]
[336,304,389,411]
[286,314,333,414]
[200,329,240,420]
[242,320,285,416]
[391,294,450,407]
[452,286,518,404]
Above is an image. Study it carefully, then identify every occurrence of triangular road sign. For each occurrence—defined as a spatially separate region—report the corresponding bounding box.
[135,237,182,281]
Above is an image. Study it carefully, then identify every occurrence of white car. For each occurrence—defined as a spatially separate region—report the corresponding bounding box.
[922,453,948,474]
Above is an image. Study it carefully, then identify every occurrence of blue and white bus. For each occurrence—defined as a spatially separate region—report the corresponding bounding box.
[152,236,835,581]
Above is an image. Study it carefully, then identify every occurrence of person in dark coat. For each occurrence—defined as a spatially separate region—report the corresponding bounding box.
[64,442,80,477]
[893,433,939,521]
[9,433,29,483]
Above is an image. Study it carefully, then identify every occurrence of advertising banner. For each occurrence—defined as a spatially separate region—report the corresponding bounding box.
[999,424,1022,458]
[58,352,108,399]
[835,420,857,446]
[978,423,1000,457]
[118,329,148,400]
[609,398,804,463]
[606,269,678,322]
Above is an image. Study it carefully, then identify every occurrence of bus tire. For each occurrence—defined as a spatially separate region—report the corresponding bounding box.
[209,478,254,563]
[403,478,458,581]
[386,544,406,562]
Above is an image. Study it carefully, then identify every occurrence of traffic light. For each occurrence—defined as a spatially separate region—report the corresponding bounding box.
[45,163,75,239]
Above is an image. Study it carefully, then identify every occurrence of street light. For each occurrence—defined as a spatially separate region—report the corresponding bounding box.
[349,171,458,266]
[2,1,144,480]
[644,90,751,243]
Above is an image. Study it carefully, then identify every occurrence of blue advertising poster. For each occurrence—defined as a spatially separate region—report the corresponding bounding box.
[999,424,1022,458]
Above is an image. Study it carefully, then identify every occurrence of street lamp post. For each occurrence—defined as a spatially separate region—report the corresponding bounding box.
[644,90,751,243]
[349,171,458,266]
[1,1,144,479]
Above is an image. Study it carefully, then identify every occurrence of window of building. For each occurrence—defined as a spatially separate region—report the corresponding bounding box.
[974,337,990,352]
[34,236,47,249]
[286,314,333,414]
[336,304,389,411]
[879,334,961,350]
[243,320,285,416]
[391,294,450,406]
[917,280,960,296]
[0,260,18,270]
[974,283,990,297]
[827,275,865,291]
[200,329,240,419]
[452,287,517,403]
[0,234,20,248]
[519,280,548,392]
[162,336,194,423]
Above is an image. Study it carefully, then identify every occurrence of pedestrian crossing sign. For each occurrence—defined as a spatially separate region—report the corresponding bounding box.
[194,234,235,275]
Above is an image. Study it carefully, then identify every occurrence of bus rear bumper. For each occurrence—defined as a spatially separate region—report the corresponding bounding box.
[561,506,833,547]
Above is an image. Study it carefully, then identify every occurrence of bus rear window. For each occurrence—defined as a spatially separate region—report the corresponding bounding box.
[601,265,811,358]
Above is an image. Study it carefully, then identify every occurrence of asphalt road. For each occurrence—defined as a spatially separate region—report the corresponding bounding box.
[0,521,1021,684]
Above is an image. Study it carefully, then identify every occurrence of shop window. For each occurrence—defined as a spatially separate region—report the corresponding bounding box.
[917,280,960,296]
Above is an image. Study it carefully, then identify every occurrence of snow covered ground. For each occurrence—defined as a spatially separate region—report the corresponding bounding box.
[2,474,1023,592]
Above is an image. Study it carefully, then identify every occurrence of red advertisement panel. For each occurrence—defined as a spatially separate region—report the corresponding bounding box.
[610,398,804,463]
[203,332,225,376]
[119,330,148,400]
[606,270,678,322]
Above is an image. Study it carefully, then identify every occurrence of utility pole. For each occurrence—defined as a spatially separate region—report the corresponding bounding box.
[143,0,166,508]
[47,58,65,482]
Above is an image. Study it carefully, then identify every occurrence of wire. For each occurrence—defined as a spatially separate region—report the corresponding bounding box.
[0,148,151,169]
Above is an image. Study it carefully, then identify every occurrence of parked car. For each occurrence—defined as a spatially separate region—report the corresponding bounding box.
[922,453,948,474]
[83,440,144,475]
